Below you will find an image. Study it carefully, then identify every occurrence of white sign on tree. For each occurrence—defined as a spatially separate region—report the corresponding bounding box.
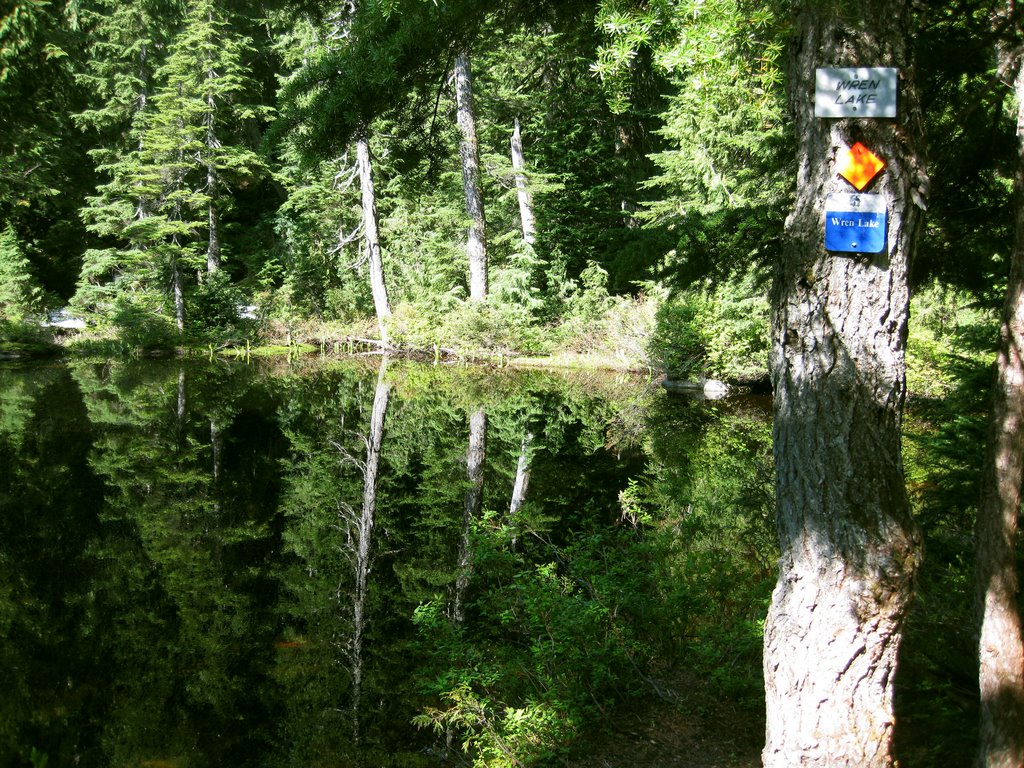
[815,67,898,118]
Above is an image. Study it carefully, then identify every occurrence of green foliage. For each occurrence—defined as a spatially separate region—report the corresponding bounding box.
[412,519,681,767]
[186,270,247,340]
[913,0,1014,298]
[642,397,776,704]
[74,0,269,338]
[649,270,769,383]
[0,0,92,299]
[897,296,1001,765]
[648,290,707,379]
[110,293,181,349]
[644,0,788,215]
[907,280,999,399]
[0,222,42,320]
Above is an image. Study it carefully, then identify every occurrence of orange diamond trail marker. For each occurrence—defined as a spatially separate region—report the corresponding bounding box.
[836,142,885,191]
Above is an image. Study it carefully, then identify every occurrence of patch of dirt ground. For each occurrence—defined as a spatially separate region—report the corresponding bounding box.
[565,671,763,768]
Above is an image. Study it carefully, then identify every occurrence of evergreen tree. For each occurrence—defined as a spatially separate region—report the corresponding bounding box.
[0,223,42,320]
[1,0,93,298]
[75,0,266,336]
[73,0,174,321]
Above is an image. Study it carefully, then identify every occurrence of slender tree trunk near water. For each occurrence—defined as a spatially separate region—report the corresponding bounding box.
[172,255,185,334]
[454,52,487,301]
[356,134,391,343]
[974,34,1024,768]
[205,125,220,272]
[204,12,221,275]
[763,3,926,766]
[509,431,533,517]
[511,118,536,246]
[508,430,533,551]
[452,408,486,624]
[211,419,223,515]
[351,356,390,749]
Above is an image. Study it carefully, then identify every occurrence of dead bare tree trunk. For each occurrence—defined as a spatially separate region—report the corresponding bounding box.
[452,408,486,623]
[511,118,536,246]
[455,52,488,302]
[350,356,390,750]
[509,431,533,517]
[356,134,392,343]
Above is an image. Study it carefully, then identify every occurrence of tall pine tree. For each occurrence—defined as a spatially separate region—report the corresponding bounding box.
[75,0,266,336]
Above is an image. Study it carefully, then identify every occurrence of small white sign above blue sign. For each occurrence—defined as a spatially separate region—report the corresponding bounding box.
[824,193,887,253]
[815,67,898,118]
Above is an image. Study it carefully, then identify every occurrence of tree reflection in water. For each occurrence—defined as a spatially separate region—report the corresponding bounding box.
[0,358,775,767]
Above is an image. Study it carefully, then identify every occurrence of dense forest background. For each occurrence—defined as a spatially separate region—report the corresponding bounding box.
[2,1,1024,765]
[0,1,1012,379]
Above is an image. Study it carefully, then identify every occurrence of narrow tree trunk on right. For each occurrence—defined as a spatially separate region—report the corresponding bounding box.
[974,34,1024,768]
[454,52,487,302]
[510,118,536,246]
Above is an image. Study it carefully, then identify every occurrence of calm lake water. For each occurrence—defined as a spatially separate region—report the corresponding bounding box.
[0,356,775,767]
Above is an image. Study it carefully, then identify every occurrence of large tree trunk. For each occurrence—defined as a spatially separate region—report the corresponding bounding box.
[454,52,487,302]
[974,37,1024,768]
[356,135,392,344]
[763,3,926,766]
[510,118,536,246]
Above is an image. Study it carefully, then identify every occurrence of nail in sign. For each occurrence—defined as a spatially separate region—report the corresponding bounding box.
[815,67,898,118]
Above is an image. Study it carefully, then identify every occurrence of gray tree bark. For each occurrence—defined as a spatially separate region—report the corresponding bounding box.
[356,135,392,343]
[974,33,1024,768]
[763,3,927,766]
[511,118,536,246]
[172,256,185,334]
[454,52,488,302]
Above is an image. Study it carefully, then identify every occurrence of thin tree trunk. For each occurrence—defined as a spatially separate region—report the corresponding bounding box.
[508,430,532,551]
[974,35,1024,768]
[205,10,220,274]
[134,43,149,222]
[509,431,533,517]
[351,356,390,751]
[356,134,391,343]
[763,3,926,766]
[452,408,486,624]
[206,189,220,274]
[211,419,223,515]
[454,52,487,302]
[172,255,185,333]
[510,118,536,246]
[176,368,186,432]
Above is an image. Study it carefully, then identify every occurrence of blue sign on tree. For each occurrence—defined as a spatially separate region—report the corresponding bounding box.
[824,193,887,253]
